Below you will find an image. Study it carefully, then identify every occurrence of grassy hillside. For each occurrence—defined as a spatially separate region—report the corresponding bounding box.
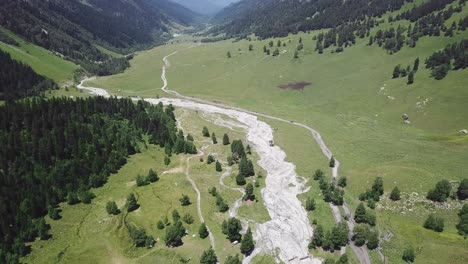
[0,27,78,85]
[86,2,468,264]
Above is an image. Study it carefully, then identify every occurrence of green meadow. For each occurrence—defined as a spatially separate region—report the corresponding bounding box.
[0,27,78,85]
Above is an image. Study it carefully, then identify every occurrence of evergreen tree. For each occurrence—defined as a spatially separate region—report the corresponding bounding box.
[227,51,231,58]
[337,254,349,264]
[352,224,369,246]
[179,194,191,206]
[371,177,384,197]
[200,247,217,264]
[246,145,252,155]
[147,169,159,182]
[402,246,415,263]
[225,254,242,264]
[145,235,155,249]
[216,161,222,172]
[106,201,120,215]
[199,223,209,239]
[48,206,61,220]
[67,192,80,205]
[165,223,183,247]
[236,173,246,186]
[329,156,336,168]
[249,44,253,51]
[202,127,210,137]
[367,199,376,209]
[225,217,242,242]
[390,187,401,201]
[183,213,194,224]
[354,203,367,223]
[223,133,230,145]
[157,220,165,229]
[164,156,171,165]
[424,214,444,232]
[313,169,325,181]
[136,175,149,187]
[457,179,468,200]
[263,45,267,53]
[240,227,255,255]
[367,231,379,250]
[413,57,420,72]
[126,193,139,212]
[186,134,194,141]
[456,204,468,237]
[294,51,299,59]
[393,65,401,78]
[427,180,451,202]
[211,133,217,144]
[338,177,347,188]
[244,183,255,201]
[407,71,414,84]
[172,209,181,223]
[207,154,215,164]
[306,197,316,211]
[309,224,324,248]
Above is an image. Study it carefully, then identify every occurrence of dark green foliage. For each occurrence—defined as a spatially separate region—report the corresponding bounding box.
[227,155,234,166]
[225,254,242,264]
[354,203,368,224]
[179,194,191,206]
[457,204,468,237]
[393,64,401,78]
[0,0,197,75]
[371,177,384,197]
[183,213,194,224]
[126,193,139,212]
[236,173,246,186]
[79,190,95,204]
[352,224,369,246]
[367,199,376,209]
[306,197,316,211]
[231,140,246,159]
[240,227,255,255]
[136,175,149,187]
[313,169,325,181]
[367,231,379,250]
[427,180,452,202]
[390,187,401,201]
[147,169,159,183]
[272,48,280,56]
[329,156,335,168]
[338,177,347,188]
[0,50,57,100]
[106,201,120,215]
[211,133,217,144]
[172,209,181,223]
[216,161,222,172]
[224,217,242,242]
[431,64,450,80]
[407,71,414,84]
[67,192,80,205]
[413,57,420,72]
[457,179,468,200]
[165,221,185,247]
[424,214,444,232]
[199,223,209,239]
[249,44,253,51]
[244,183,255,201]
[402,246,416,263]
[164,156,171,165]
[426,40,468,80]
[186,133,194,141]
[0,31,18,46]
[223,134,230,145]
[227,51,232,58]
[200,247,217,264]
[208,187,218,197]
[337,254,349,264]
[216,194,229,212]
[246,145,252,155]
[294,51,299,59]
[309,224,324,249]
[202,127,210,137]
[207,155,215,164]
[157,220,165,230]
[128,225,150,247]
[48,206,61,220]
[319,222,349,251]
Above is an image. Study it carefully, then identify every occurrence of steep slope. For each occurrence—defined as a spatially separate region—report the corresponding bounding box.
[0,0,197,75]
[172,0,222,15]
[212,0,409,38]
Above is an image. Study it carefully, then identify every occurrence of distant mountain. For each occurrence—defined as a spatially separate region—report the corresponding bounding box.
[211,0,408,38]
[0,0,198,75]
[172,0,240,15]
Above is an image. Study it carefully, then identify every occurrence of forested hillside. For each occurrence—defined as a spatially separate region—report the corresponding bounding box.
[0,50,56,100]
[0,97,196,263]
[0,0,197,76]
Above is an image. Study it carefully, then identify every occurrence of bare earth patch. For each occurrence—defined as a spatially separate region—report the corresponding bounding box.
[278,82,311,91]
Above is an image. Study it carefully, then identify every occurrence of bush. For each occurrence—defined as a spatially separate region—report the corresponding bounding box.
[179,194,191,206]
[183,213,194,224]
[106,201,120,215]
[147,169,159,182]
[390,186,401,201]
[402,247,415,263]
[457,179,468,200]
[424,214,444,232]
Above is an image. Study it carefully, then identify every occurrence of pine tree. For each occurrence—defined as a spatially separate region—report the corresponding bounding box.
[456,204,468,237]
[172,209,181,222]
[306,197,316,211]
[407,71,414,84]
[371,177,384,197]
[338,177,347,188]
[106,201,120,215]
[147,169,159,182]
[246,145,252,155]
[240,227,255,255]
[367,231,379,250]
[157,220,165,229]
[313,169,325,181]
[413,57,420,72]
[427,180,451,202]
[207,155,215,164]
[200,247,217,264]
[236,173,246,186]
[164,156,171,165]
[309,224,324,248]
[199,223,209,239]
[126,193,139,212]
[393,65,401,78]
[179,194,191,206]
[402,246,415,263]
[136,175,149,187]
[354,203,367,223]
[225,254,242,264]
[215,161,222,172]
[225,217,242,242]
[227,52,231,58]
[211,133,217,144]
[329,156,336,168]
[244,183,255,201]
[202,127,210,137]
[223,133,230,145]
[263,45,267,53]
[249,44,253,51]
[457,179,468,200]
[390,187,401,201]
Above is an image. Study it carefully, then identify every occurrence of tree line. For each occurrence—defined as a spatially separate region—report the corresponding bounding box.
[0,96,194,263]
[0,49,57,100]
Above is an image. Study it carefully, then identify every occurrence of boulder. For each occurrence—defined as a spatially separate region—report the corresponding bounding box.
[402,114,409,120]
[404,120,411,125]
[459,129,468,135]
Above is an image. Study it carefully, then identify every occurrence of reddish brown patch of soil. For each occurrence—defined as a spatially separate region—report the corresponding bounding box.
[278,82,311,91]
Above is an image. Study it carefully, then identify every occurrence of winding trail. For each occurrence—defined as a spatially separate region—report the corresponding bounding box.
[77,46,371,264]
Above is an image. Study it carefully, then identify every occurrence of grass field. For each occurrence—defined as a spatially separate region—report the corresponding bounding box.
[83,2,468,263]
[0,27,78,85]
[22,108,271,264]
